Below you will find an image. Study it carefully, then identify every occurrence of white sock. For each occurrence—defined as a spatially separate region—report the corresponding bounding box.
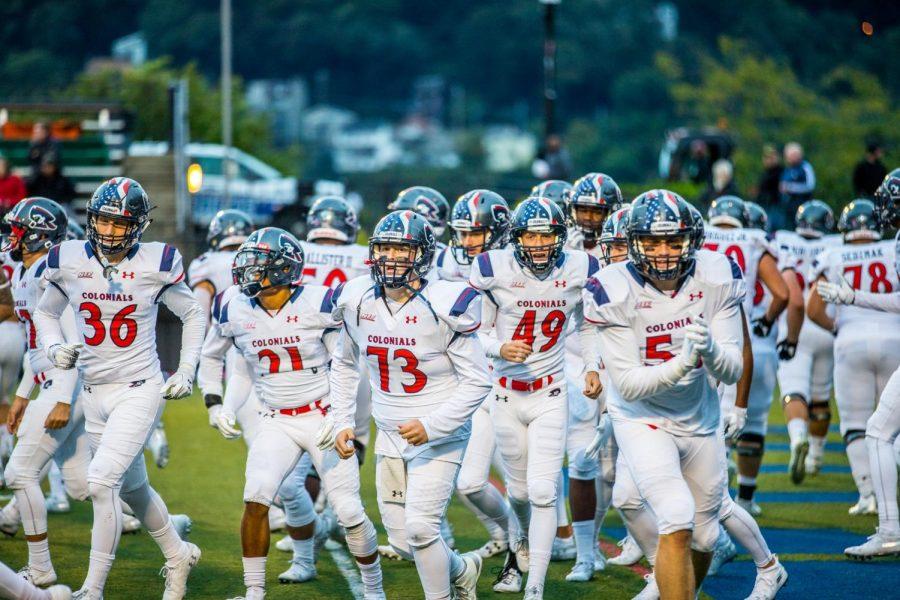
[15,484,48,537]
[809,435,827,458]
[358,558,384,596]
[292,536,314,565]
[463,487,509,541]
[0,560,50,600]
[509,497,531,538]
[84,550,115,595]
[846,438,874,498]
[27,539,52,571]
[86,483,121,593]
[868,435,899,533]
[525,504,556,589]
[149,520,188,563]
[787,418,807,445]
[572,520,596,565]
[722,502,772,567]
[242,556,267,589]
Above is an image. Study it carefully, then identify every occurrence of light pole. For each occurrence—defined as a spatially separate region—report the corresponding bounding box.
[540,0,560,139]
[221,0,233,206]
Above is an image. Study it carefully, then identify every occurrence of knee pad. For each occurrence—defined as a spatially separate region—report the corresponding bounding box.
[809,401,831,422]
[280,487,316,528]
[456,471,488,497]
[781,393,807,408]
[691,523,722,553]
[63,472,90,502]
[344,517,378,557]
[330,495,366,531]
[405,517,441,550]
[527,477,558,508]
[88,480,117,501]
[844,429,866,447]
[611,477,642,512]
[505,480,529,505]
[736,432,765,458]
[2,461,25,490]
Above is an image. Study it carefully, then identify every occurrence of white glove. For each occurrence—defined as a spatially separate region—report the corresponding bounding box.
[723,406,747,441]
[684,316,711,355]
[207,404,223,429]
[568,227,585,250]
[161,369,194,400]
[316,416,337,451]
[584,413,612,461]
[817,276,854,305]
[215,409,242,440]
[47,343,82,370]
[679,334,701,369]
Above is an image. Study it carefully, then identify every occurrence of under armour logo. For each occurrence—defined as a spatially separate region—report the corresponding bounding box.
[121,272,135,279]
[286,316,299,323]
[392,490,403,498]
[554,280,567,287]
[495,394,509,402]
[405,316,418,324]
[690,292,703,301]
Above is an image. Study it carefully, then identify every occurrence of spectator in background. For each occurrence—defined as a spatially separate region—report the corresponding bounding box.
[26,155,76,208]
[27,121,60,177]
[754,144,783,209]
[0,156,26,216]
[532,134,573,181]
[852,141,888,198]
[686,139,712,184]
[780,142,815,227]
[697,158,738,208]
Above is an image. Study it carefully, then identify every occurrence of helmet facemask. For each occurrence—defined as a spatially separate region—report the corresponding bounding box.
[232,248,299,298]
[571,203,610,243]
[512,223,566,280]
[369,241,426,289]
[629,232,694,281]
[449,224,490,265]
[88,212,147,255]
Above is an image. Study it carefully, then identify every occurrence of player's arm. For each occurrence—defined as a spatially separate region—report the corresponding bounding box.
[734,307,753,410]
[575,301,603,399]
[850,290,900,312]
[806,276,834,333]
[0,270,13,322]
[328,325,362,459]
[753,253,789,333]
[198,321,230,413]
[34,282,79,369]
[7,355,36,434]
[696,295,745,386]
[782,267,804,342]
[192,280,216,323]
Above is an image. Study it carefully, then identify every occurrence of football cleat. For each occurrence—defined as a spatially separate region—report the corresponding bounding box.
[47,585,73,600]
[565,560,595,582]
[0,501,20,537]
[512,536,530,572]
[278,558,317,584]
[848,494,877,516]
[523,583,544,600]
[634,572,660,600]
[45,493,71,514]
[72,588,103,600]
[121,514,142,534]
[788,438,809,485]
[737,497,763,517]
[275,534,293,553]
[551,535,576,561]
[493,550,524,593]
[148,424,169,469]
[804,453,823,477]
[160,542,201,600]
[607,535,643,566]
[171,514,192,539]
[475,538,508,559]
[19,564,58,586]
[451,551,482,600]
[377,545,405,561]
[593,547,607,572]
[844,528,900,559]
[745,558,788,600]
[708,530,738,576]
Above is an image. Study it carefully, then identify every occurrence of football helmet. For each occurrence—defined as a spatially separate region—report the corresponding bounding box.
[707,196,749,228]
[2,197,68,260]
[86,177,153,254]
[627,189,698,281]
[207,209,254,250]
[388,186,450,238]
[598,205,631,264]
[838,199,881,242]
[873,168,900,229]
[795,200,834,238]
[368,210,436,288]
[448,189,510,264]
[745,201,769,231]
[306,196,359,244]
[567,173,623,242]
[232,227,305,298]
[510,197,568,280]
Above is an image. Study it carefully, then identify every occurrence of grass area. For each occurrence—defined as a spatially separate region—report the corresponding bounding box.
[0,392,891,599]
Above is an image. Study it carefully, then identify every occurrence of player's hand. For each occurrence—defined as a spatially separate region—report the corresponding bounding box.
[207,403,223,429]
[776,339,797,360]
[316,416,337,451]
[335,428,357,459]
[751,316,774,338]
[583,371,603,399]
[162,370,194,400]
[684,316,711,355]
[723,406,747,441]
[44,402,71,430]
[47,343,82,370]
[585,413,612,461]
[7,395,28,435]
[500,340,532,363]
[817,276,854,305]
[679,334,701,368]
[214,409,242,440]
[399,419,429,446]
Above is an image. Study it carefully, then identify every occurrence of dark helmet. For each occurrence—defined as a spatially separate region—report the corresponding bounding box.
[66,220,85,241]
[688,203,706,250]
[745,201,768,231]
[207,209,254,250]
[567,173,623,242]
[795,200,834,238]
[838,199,881,242]
[873,168,900,229]
[1,197,68,260]
[368,210,436,288]
[388,186,450,238]
[707,195,749,228]
[449,189,511,264]
[598,204,631,264]
[530,180,574,206]
[306,196,360,244]
[232,227,305,298]
[627,189,698,281]
[86,177,153,254]
[510,197,568,280]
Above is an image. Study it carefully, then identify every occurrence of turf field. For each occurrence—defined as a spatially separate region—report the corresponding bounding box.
[1,394,897,599]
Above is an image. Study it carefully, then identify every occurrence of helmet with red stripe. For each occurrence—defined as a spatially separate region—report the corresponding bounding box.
[389,186,450,238]
[86,177,153,254]
[448,189,510,265]
[567,173,623,243]
[2,197,68,260]
[627,189,698,281]
[510,196,568,280]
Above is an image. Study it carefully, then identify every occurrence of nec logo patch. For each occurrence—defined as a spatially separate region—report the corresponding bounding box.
[634,301,652,310]
[78,271,94,279]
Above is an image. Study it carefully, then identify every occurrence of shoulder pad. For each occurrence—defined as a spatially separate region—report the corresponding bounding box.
[430,280,482,333]
[160,244,178,272]
[47,244,62,269]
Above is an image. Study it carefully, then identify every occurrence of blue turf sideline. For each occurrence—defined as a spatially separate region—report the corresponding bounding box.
[758,464,850,474]
[767,424,841,435]
[766,442,844,453]
[739,491,859,503]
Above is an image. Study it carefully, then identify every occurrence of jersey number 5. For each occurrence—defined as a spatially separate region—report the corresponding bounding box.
[366,345,427,393]
[79,302,138,347]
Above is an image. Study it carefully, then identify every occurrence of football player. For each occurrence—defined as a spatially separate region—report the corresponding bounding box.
[807,199,900,516]
[388,186,451,260]
[0,558,70,600]
[0,238,25,480]
[199,228,384,600]
[469,197,603,599]
[529,180,573,207]
[32,178,206,599]
[774,200,841,483]
[324,210,489,600]
[565,172,624,252]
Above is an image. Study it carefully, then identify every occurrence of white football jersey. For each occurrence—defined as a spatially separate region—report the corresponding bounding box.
[330,274,490,457]
[774,231,842,293]
[202,284,338,409]
[39,241,190,384]
[435,246,472,282]
[469,247,601,382]
[188,249,237,296]
[299,241,369,289]
[565,226,604,260]
[704,225,776,315]
[584,250,746,435]
[812,240,900,333]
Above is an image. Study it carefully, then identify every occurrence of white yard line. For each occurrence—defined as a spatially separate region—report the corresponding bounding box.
[327,541,366,600]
